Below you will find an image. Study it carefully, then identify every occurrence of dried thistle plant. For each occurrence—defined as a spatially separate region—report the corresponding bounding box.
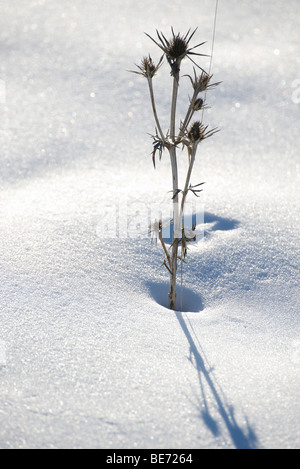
[131,27,220,310]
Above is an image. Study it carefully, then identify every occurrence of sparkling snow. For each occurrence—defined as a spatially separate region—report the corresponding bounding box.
[0,0,299,449]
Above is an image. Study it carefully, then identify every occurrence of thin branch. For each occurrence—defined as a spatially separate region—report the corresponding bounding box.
[170,60,181,141]
[158,224,172,270]
[176,87,198,142]
[201,0,219,122]
[179,143,198,224]
[147,77,165,141]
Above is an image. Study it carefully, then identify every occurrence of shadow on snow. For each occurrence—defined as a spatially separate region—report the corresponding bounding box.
[146,281,203,313]
[176,311,259,449]
[160,211,240,245]
[147,213,258,448]
[203,212,240,239]
[146,279,259,448]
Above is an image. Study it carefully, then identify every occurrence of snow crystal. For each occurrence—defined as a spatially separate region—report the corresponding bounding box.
[0,0,299,449]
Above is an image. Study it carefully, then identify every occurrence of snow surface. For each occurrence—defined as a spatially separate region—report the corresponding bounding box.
[0,0,299,449]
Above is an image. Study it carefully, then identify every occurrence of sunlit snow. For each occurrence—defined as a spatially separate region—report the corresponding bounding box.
[0,0,299,449]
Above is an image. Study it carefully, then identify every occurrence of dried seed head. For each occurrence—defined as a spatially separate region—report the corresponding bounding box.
[186,68,221,94]
[197,72,211,91]
[131,54,163,79]
[141,56,159,78]
[142,56,156,76]
[167,34,189,61]
[188,121,203,142]
[193,98,203,111]
[187,121,219,143]
[145,28,207,74]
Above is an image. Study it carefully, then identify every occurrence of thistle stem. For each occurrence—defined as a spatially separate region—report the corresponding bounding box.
[170,61,181,142]
[158,223,172,270]
[147,78,165,141]
[179,143,198,222]
[169,144,179,311]
[168,62,181,310]
[177,90,198,142]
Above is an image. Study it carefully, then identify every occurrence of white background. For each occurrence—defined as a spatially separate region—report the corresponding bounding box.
[0,0,299,449]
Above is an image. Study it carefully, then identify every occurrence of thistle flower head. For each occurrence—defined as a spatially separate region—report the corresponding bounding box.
[165,32,190,61]
[193,98,204,111]
[187,121,219,143]
[188,121,203,142]
[145,27,207,74]
[131,54,163,79]
[186,68,221,94]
